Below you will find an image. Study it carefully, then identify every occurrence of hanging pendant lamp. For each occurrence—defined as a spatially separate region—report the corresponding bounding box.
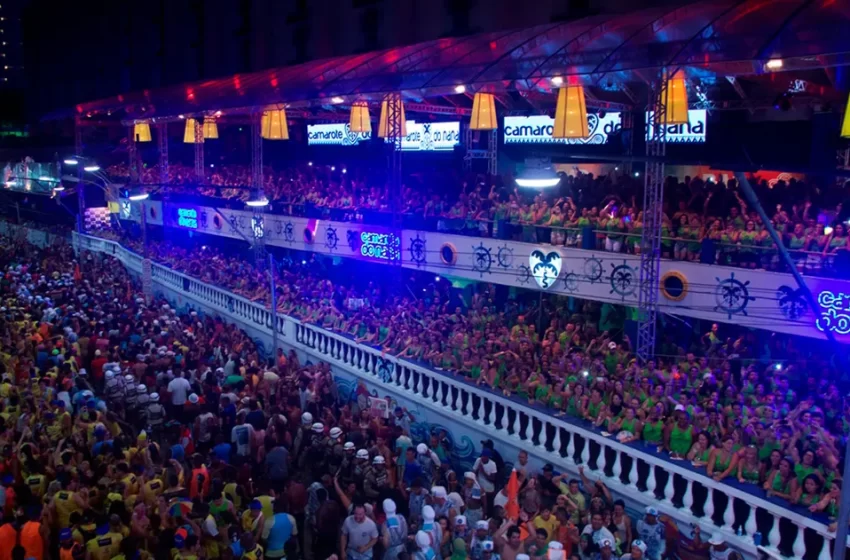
[841,93,850,138]
[552,85,588,139]
[202,117,219,140]
[659,70,688,126]
[470,92,497,130]
[349,101,371,134]
[133,122,152,142]
[378,95,406,138]
[183,118,200,143]
[261,109,289,140]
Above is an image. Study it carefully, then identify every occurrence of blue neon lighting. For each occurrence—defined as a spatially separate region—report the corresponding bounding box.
[816,290,850,335]
[177,208,198,229]
[360,231,400,262]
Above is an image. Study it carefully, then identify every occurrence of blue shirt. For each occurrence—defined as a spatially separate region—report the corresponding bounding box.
[213,443,231,463]
[170,444,185,462]
[266,513,293,553]
[403,460,424,486]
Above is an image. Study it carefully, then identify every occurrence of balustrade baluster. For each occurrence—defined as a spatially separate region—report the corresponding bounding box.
[704,488,715,521]
[461,391,469,415]
[551,425,561,456]
[663,472,675,504]
[476,397,484,424]
[415,372,422,394]
[566,434,576,464]
[451,387,458,409]
[682,480,694,515]
[404,368,412,391]
[611,450,622,482]
[524,416,533,441]
[512,411,521,439]
[486,401,494,426]
[766,515,781,550]
[596,444,606,474]
[646,465,656,497]
[357,350,364,370]
[744,506,757,537]
[422,375,430,398]
[817,534,831,560]
[721,497,736,533]
[628,458,639,489]
[580,438,590,465]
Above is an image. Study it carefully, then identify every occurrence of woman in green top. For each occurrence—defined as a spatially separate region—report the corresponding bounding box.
[547,205,566,246]
[628,212,643,255]
[686,432,714,466]
[565,384,586,418]
[667,414,694,457]
[708,436,738,480]
[719,221,739,266]
[794,474,823,508]
[686,215,703,260]
[736,446,761,484]
[602,207,626,253]
[519,206,537,243]
[738,220,759,268]
[674,215,691,261]
[764,458,795,500]
[792,449,818,483]
[642,410,664,446]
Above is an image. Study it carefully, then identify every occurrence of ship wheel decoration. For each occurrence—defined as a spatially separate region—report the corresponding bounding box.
[497,244,514,269]
[517,264,531,285]
[472,243,493,277]
[609,260,637,300]
[714,272,756,319]
[583,255,604,284]
[409,234,427,266]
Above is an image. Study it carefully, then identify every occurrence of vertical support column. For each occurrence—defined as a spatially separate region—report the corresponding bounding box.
[75,117,85,233]
[487,129,498,176]
[128,125,139,184]
[269,253,278,354]
[158,122,169,186]
[463,125,473,171]
[636,76,667,363]
[385,93,403,229]
[193,119,204,183]
[251,112,266,266]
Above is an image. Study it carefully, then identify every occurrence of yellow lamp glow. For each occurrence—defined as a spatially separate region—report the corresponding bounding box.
[552,86,588,139]
[470,92,497,130]
[133,122,151,142]
[261,109,289,140]
[349,101,371,134]
[841,93,850,139]
[378,95,406,138]
[659,70,688,126]
[202,117,219,140]
[183,118,200,143]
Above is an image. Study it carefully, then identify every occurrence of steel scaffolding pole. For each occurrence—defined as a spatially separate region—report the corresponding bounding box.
[636,76,668,363]
[193,119,204,183]
[252,113,267,266]
[386,93,404,229]
[128,126,139,184]
[158,122,169,185]
[488,130,498,176]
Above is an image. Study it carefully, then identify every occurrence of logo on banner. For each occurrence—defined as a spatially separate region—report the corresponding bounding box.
[503,114,623,145]
[816,290,850,335]
[307,123,371,146]
[394,121,460,151]
[645,109,707,143]
[530,248,562,289]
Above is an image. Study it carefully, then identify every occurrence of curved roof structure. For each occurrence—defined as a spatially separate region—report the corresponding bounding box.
[69,0,850,121]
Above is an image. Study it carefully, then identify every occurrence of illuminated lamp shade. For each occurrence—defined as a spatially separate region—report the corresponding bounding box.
[202,117,219,140]
[349,101,371,134]
[183,118,200,143]
[261,109,289,140]
[470,92,497,130]
[659,70,688,125]
[133,122,152,142]
[552,86,588,139]
[841,93,850,138]
[378,96,406,138]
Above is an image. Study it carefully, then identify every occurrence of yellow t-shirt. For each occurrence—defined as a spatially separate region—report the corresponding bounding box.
[532,515,560,544]
[86,532,123,560]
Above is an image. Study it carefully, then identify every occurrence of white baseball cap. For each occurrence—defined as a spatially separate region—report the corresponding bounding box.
[302,412,313,425]
[373,456,386,465]
[311,422,324,433]
[329,427,343,439]
[150,393,160,402]
[343,442,355,450]
[188,393,199,404]
[356,449,369,459]
[417,443,428,454]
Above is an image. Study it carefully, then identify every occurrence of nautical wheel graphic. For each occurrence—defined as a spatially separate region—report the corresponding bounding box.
[409,234,427,266]
[563,272,579,292]
[497,244,514,269]
[472,243,493,277]
[283,221,295,244]
[714,272,756,319]
[517,264,531,285]
[325,226,339,251]
[776,285,807,320]
[583,256,604,284]
[609,261,637,299]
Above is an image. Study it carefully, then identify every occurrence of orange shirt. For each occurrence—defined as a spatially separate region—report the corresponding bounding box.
[21,521,43,560]
[189,466,210,500]
[0,523,17,560]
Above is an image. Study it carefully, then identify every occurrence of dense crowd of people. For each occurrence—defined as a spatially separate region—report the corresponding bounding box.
[89,227,849,524]
[107,162,850,275]
[0,232,764,560]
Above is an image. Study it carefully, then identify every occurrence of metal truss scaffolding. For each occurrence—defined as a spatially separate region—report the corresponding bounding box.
[128,126,139,184]
[74,117,85,233]
[636,75,668,363]
[463,127,497,176]
[251,112,267,265]
[193,119,204,183]
[385,93,404,229]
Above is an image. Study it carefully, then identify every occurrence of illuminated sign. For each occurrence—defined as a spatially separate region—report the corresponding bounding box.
[816,291,850,334]
[307,123,371,146]
[395,121,460,151]
[529,248,562,289]
[360,231,401,262]
[177,208,198,229]
[645,109,707,143]
[503,114,623,145]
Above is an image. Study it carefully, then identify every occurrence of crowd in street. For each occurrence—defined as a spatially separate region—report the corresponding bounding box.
[0,232,762,560]
[106,162,850,275]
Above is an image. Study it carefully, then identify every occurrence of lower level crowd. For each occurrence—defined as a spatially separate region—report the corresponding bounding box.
[0,235,758,560]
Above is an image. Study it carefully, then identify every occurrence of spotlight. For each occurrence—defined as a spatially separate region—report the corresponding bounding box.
[342,168,347,174]
[454,85,466,94]
[766,59,783,70]
[330,96,344,104]
[551,76,563,86]
[308,162,313,166]
[331,166,336,171]
[634,172,640,178]
[63,159,78,166]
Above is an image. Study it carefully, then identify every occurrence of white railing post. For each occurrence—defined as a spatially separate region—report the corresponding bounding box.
[628,458,639,490]
[566,434,576,465]
[663,473,675,504]
[580,438,591,466]
[682,480,694,516]
[766,514,781,550]
[596,444,606,475]
[552,424,561,457]
[646,464,657,498]
[744,506,758,537]
[722,497,736,533]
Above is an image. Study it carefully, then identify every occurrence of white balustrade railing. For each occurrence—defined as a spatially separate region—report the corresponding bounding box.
[70,232,839,560]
